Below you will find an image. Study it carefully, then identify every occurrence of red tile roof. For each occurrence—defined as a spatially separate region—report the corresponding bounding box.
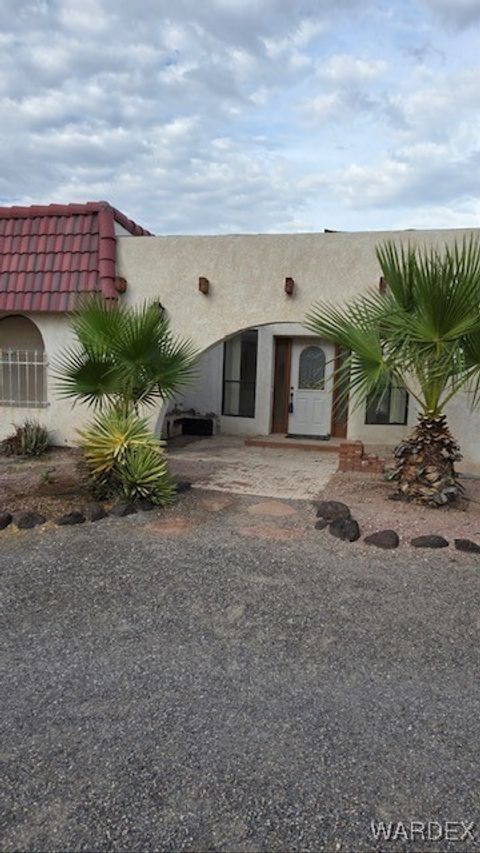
[0,201,152,312]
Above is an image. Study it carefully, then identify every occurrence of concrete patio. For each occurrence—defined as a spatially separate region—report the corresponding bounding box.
[167,435,338,500]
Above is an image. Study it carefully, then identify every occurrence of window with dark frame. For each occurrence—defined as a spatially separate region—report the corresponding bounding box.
[365,383,408,425]
[222,330,258,418]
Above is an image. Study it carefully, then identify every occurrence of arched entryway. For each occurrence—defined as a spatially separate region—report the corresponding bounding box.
[161,321,348,442]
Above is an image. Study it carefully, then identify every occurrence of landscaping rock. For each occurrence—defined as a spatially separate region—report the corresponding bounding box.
[134,497,157,512]
[175,479,192,494]
[14,511,46,530]
[364,529,399,549]
[329,517,360,542]
[110,502,137,517]
[411,535,449,549]
[454,538,480,554]
[314,500,351,521]
[314,518,329,530]
[56,511,86,526]
[83,503,108,522]
[0,511,12,530]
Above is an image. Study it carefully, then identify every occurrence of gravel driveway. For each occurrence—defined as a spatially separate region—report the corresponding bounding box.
[1,491,479,852]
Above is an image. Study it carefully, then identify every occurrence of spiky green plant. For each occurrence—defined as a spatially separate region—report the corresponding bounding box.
[55,297,198,412]
[77,409,160,476]
[1,419,50,457]
[77,408,175,505]
[306,236,480,505]
[119,445,175,504]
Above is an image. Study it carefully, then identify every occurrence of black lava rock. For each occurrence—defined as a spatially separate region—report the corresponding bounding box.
[314,500,351,521]
[14,511,46,530]
[110,502,137,517]
[134,497,157,512]
[364,529,399,549]
[411,535,449,549]
[83,503,108,522]
[329,517,360,542]
[175,479,192,494]
[454,538,480,554]
[56,511,86,526]
[314,518,329,530]
[0,511,12,530]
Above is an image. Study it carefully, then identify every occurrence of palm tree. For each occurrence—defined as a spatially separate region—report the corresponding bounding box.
[306,236,480,506]
[55,297,198,414]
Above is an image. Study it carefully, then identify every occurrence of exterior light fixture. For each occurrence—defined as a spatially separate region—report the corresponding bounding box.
[379,276,387,293]
[199,276,209,295]
[285,276,295,295]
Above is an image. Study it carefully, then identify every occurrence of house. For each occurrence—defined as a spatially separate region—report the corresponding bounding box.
[0,202,151,440]
[1,201,479,470]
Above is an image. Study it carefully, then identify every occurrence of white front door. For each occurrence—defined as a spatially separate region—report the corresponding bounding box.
[288,339,334,437]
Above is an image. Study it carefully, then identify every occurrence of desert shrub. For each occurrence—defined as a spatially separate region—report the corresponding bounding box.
[77,408,175,505]
[0,419,50,457]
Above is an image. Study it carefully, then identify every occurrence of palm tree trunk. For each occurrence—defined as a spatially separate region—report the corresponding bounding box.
[392,414,463,506]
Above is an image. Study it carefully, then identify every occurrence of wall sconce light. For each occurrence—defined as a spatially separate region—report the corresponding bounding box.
[199,276,209,295]
[285,276,295,296]
[379,276,387,293]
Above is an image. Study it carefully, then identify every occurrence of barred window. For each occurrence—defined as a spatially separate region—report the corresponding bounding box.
[0,316,48,407]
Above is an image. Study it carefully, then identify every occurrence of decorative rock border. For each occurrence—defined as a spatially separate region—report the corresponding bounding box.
[0,479,192,536]
[312,499,480,553]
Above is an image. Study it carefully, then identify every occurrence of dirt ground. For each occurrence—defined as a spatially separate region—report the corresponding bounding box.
[318,469,480,545]
[3,440,480,547]
[0,448,89,515]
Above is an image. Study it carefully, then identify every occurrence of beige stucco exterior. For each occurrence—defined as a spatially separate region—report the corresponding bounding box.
[116,228,480,470]
[0,312,90,444]
[1,226,480,470]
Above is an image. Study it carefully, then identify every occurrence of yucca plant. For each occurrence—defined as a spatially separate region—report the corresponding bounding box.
[119,445,175,504]
[77,409,160,477]
[77,408,174,505]
[306,236,480,506]
[55,297,198,412]
[1,419,50,457]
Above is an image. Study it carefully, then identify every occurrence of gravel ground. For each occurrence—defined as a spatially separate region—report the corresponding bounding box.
[317,470,480,545]
[1,491,479,852]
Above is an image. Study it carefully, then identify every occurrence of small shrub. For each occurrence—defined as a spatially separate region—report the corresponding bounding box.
[119,445,175,505]
[0,419,50,457]
[78,408,175,506]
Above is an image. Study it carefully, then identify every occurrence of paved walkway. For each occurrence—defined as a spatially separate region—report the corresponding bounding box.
[167,435,338,499]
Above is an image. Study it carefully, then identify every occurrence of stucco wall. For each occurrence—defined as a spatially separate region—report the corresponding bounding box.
[2,227,480,469]
[117,228,479,351]
[117,227,480,468]
[0,312,90,445]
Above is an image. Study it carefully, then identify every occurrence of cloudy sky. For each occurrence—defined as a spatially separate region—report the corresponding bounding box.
[1,0,480,234]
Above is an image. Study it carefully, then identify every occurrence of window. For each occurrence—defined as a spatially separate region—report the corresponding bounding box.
[222,330,258,417]
[0,316,47,407]
[365,383,408,425]
[298,345,325,390]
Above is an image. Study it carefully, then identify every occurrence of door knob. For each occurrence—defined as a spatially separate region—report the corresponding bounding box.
[289,387,294,413]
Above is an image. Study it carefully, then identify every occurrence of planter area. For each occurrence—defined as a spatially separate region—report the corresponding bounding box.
[0,448,190,534]
[313,471,480,552]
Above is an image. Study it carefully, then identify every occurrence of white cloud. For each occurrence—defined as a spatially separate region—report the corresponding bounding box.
[0,0,480,234]
[319,53,387,82]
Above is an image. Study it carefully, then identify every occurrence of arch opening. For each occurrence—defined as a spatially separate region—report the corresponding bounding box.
[158,320,346,442]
